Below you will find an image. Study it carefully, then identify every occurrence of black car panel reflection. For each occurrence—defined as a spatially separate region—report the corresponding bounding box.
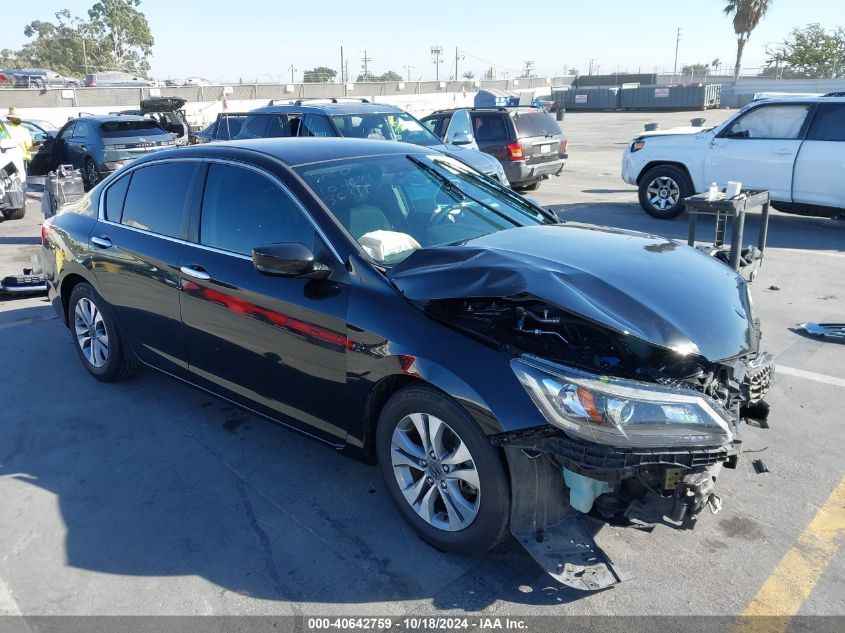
[41,138,772,590]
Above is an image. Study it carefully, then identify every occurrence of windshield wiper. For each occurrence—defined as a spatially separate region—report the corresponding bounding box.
[406,155,521,227]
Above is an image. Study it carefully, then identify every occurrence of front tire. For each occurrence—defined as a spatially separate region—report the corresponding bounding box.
[376,385,510,553]
[68,283,137,382]
[638,164,692,219]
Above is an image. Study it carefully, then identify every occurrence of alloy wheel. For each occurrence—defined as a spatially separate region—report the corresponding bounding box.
[390,412,480,531]
[74,297,109,368]
[646,176,680,211]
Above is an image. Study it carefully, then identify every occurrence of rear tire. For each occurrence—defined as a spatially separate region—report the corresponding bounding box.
[68,282,138,382]
[376,385,510,554]
[1,207,25,220]
[638,164,692,219]
[516,181,541,192]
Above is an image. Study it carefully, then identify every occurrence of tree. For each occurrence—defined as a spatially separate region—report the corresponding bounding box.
[462,70,475,80]
[14,1,153,77]
[377,70,402,82]
[567,68,579,76]
[682,63,711,76]
[86,0,154,74]
[723,0,773,79]
[767,24,845,78]
[303,66,337,83]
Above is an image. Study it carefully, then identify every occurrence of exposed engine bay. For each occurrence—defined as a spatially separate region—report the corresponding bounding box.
[427,295,774,589]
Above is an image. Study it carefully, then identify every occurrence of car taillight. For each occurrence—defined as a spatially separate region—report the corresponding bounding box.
[506,142,524,161]
[562,138,569,155]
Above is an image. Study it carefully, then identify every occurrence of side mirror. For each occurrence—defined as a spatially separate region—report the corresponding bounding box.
[449,132,475,146]
[252,242,330,279]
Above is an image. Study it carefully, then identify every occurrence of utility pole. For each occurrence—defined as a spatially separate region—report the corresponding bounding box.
[455,47,465,82]
[522,60,535,78]
[288,64,297,83]
[673,28,682,81]
[403,65,415,81]
[431,46,443,81]
[340,46,344,83]
[361,50,373,81]
[588,58,597,75]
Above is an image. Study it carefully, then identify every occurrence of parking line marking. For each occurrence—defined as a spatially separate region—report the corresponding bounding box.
[738,476,845,629]
[776,365,845,389]
[0,575,22,616]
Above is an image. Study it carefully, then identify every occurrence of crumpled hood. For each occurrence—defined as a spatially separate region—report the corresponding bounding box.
[389,224,755,362]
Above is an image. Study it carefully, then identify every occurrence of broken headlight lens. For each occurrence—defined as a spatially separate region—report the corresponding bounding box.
[512,356,733,448]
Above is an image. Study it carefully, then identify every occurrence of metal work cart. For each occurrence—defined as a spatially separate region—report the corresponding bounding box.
[684,189,771,280]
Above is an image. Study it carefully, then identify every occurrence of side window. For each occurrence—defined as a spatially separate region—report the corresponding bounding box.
[59,122,76,140]
[472,114,508,141]
[121,162,195,237]
[236,115,270,139]
[104,172,132,221]
[727,105,811,140]
[72,121,89,138]
[199,164,314,256]
[265,114,291,138]
[216,115,244,140]
[807,104,845,142]
[299,114,333,137]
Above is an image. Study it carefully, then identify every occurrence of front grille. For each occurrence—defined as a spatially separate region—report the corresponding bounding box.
[746,353,775,404]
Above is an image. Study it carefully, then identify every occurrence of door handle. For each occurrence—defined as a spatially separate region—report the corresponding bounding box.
[91,236,112,249]
[772,149,793,155]
[180,265,211,281]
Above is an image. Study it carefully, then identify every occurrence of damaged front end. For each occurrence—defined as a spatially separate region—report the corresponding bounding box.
[389,224,774,589]
[430,296,774,590]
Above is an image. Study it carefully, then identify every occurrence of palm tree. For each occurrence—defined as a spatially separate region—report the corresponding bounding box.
[723,0,773,79]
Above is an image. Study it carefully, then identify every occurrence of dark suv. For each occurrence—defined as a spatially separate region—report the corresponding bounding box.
[422,107,567,190]
[196,99,508,185]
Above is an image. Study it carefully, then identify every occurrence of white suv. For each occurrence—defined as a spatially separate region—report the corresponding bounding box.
[621,94,845,219]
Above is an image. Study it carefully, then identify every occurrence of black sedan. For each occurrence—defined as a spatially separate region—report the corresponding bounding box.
[41,138,772,589]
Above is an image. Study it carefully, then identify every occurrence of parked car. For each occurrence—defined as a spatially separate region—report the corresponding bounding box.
[182,77,214,86]
[199,100,508,184]
[41,137,772,589]
[0,119,26,220]
[10,68,78,89]
[117,97,190,146]
[28,115,176,188]
[622,94,845,219]
[421,106,568,190]
[83,72,153,88]
[188,117,242,145]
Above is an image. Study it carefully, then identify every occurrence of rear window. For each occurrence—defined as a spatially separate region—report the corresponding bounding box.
[99,120,169,138]
[513,111,561,138]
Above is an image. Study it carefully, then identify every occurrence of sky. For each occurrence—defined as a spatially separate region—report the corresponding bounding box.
[3,0,843,82]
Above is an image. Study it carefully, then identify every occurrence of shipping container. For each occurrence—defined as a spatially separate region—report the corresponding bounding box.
[620,84,722,110]
[558,86,621,110]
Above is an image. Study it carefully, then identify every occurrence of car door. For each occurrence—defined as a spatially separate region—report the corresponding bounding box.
[64,120,92,169]
[178,161,350,443]
[442,109,479,150]
[27,125,62,177]
[91,160,201,377]
[792,102,845,210]
[471,112,512,161]
[705,103,813,202]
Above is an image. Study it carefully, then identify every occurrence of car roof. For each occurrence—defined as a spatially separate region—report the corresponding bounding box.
[130,137,435,168]
[253,101,405,116]
[425,106,544,116]
[752,94,845,104]
[74,114,149,123]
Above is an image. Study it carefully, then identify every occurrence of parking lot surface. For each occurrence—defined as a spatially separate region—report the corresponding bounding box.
[1,111,843,617]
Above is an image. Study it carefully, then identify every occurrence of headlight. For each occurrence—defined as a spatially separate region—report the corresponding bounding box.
[631,139,645,152]
[512,357,733,448]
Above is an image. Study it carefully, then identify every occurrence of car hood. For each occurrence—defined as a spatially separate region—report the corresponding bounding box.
[388,224,755,362]
[637,127,713,139]
[437,144,500,175]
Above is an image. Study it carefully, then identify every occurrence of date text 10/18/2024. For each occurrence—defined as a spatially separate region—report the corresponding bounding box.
[307,617,529,630]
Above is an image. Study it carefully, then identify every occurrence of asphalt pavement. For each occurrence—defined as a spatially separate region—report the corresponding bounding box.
[0,111,843,618]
